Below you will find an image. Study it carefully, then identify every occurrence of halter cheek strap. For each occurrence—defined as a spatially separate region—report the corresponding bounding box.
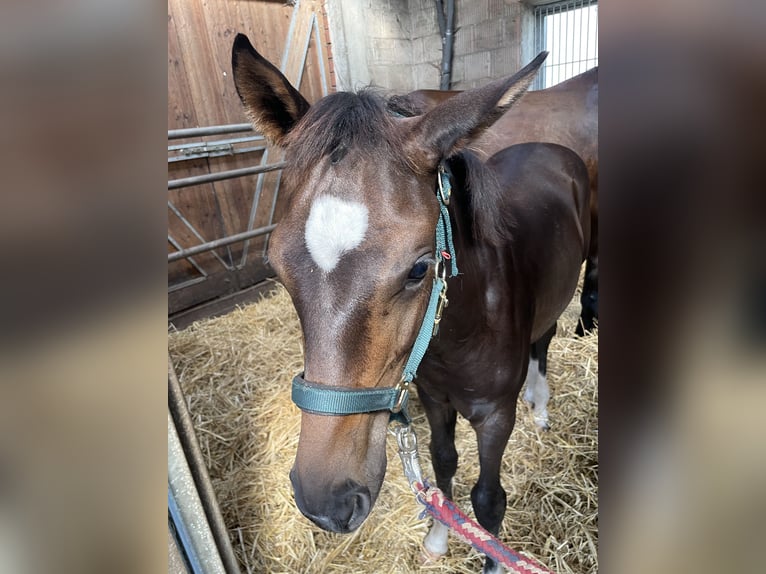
[291,165,458,424]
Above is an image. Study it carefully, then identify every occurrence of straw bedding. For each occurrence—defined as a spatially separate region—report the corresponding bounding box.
[168,281,598,574]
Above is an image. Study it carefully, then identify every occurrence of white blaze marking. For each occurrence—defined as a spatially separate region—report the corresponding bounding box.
[304,195,368,272]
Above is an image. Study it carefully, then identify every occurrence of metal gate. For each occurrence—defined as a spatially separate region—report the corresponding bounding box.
[168,0,333,327]
[532,0,598,90]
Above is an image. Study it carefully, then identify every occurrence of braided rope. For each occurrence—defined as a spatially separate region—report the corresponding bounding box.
[414,483,555,574]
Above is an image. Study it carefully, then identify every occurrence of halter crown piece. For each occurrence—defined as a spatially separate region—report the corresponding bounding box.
[291,166,459,424]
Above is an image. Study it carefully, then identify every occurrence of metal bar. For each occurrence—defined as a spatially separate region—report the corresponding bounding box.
[168,135,264,152]
[168,145,268,164]
[294,12,315,91]
[544,10,549,88]
[535,9,543,89]
[441,0,455,90]
[313,12,329,96]
[168,224,278,263]
[168,201,230,270]
[169,360,242,574]
[168,487,205,574]
[168,235,207,277]
[585,0,590,70]
[168,162,286,190]
[168,411,228,574]
[593,2,598,67]
[169,123,253,140]
[239,148,272,267]
[281,0,300,72]
[262,168,284,258]
[579,0,585,75]
[555,2,564,84]
[168,276,207,294]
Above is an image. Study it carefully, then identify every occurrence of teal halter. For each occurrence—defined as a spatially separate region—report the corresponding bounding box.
[291,166,459,424]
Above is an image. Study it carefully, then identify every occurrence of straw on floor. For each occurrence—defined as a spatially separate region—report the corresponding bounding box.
[168,281,598,574]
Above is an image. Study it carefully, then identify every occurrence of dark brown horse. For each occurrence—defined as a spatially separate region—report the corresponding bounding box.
[389,68,599,335]
[232,34,590,573]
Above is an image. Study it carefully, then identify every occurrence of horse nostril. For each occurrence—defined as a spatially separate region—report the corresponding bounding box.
[335,481,371,532]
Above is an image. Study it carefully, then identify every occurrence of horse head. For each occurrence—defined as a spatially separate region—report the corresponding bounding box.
[231,33,544,533]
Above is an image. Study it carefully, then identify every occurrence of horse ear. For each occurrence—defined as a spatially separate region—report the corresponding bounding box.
[404,52,547,170]
[231,33,310,146]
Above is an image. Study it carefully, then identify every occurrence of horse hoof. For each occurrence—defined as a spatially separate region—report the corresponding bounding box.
[419,544,446,564]
[534,418,550,431]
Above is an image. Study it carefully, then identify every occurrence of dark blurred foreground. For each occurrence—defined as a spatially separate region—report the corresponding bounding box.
[0,1,764,572]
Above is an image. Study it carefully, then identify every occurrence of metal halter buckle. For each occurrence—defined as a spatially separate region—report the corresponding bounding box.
[437,166,451,205]
[432,261,449,336]
[391,424,424,491]
[391,378,410,414]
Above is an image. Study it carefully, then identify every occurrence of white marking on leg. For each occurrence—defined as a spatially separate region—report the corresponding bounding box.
[482,560,505,574]
[423,520,449,557]
[304,195,368,272]
[523,358,539,405]
[523,358,550,429]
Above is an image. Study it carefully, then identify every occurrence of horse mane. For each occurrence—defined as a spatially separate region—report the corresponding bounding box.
[284,89,405,177]
[448,150,516,246]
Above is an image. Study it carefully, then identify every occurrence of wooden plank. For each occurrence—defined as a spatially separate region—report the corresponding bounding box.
[283,1,316,89]
[169,278,280,331]
[168,4,200,130]
[168,258,274,315]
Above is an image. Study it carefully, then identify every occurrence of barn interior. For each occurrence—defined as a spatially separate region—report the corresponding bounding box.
[168,1,598,573]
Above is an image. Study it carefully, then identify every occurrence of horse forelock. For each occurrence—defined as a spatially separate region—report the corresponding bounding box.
[282,89,407,183]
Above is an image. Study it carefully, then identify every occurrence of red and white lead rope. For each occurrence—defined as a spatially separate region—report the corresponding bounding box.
[392,424,555,574]
[415,482,554,574]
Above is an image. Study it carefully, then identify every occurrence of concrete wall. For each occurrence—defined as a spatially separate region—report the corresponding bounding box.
[326,0,535,93]
[325,0,414,92]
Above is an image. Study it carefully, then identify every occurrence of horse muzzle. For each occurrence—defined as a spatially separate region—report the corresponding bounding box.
[289,468,372,533]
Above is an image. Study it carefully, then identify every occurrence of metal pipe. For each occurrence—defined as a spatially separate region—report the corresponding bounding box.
[168,134,264,152]
[168,411,228,574]
[168,224,278,263]
[168,162,286,190]
[436,0,455,90]
[168,123,253,140]
[169,359,242,574]
[168,146,268,164]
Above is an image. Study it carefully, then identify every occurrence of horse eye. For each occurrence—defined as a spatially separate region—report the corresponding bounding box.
[407,261,429,283]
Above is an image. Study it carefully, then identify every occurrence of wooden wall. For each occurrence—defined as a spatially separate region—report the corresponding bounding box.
[168,0,333,316]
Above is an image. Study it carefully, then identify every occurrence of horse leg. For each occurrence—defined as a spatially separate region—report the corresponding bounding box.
[523,323,557,430]
[576,253,598,336]
[471,408,516,574]
[418,389,458,560]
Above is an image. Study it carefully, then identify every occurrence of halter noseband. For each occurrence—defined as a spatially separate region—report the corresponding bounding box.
[291,165,459,424]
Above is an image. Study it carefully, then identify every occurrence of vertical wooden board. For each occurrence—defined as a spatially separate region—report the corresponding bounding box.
[315,4,335,95]
[237,1,295,66]
[169,0,230,128]
[282,0,316,88]
[168,6,200,129]
[196,0,249,125]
